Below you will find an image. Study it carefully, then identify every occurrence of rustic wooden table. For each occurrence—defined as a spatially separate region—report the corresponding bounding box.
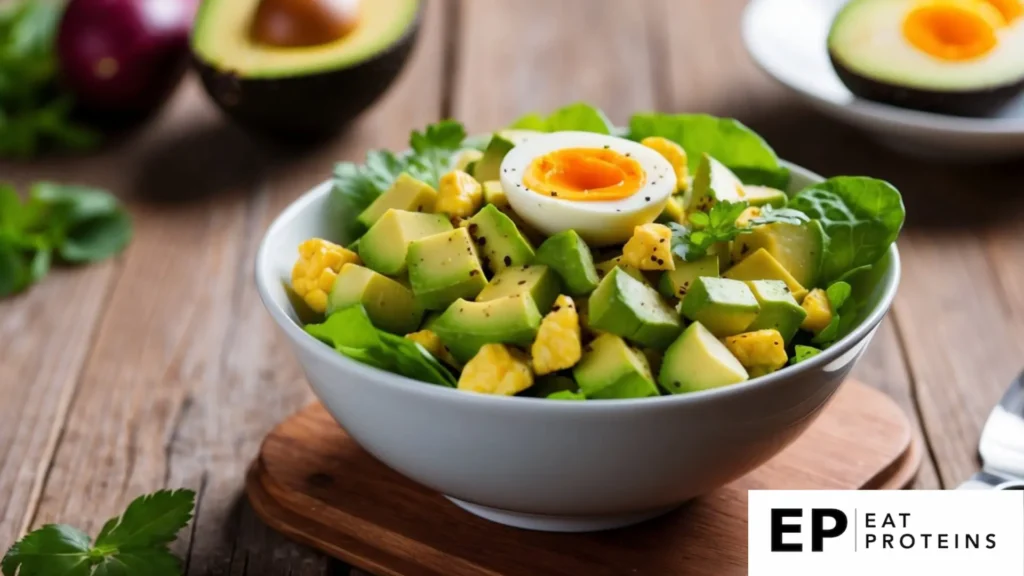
[2,0,1022,573]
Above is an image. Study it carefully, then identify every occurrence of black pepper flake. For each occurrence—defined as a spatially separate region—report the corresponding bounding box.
[774,341,780,346]
[470,270,480,277]
[625,153,631,157]
[518,280,527,285]
[659,238,665,243]
[603,145,610,149]
[615,209,621,213]
[550,192,557,197]
[674,381,681,388]
[503,255,512,266]
[657,258,664,265]
[645,196,651,202]
[468,223,479,234]
[650,255,658,262]
[552,305,561,312]
[678,288,686,295]
[477,237,487,246]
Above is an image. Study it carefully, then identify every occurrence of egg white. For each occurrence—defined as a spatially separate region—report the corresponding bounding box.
[499,131,676,247]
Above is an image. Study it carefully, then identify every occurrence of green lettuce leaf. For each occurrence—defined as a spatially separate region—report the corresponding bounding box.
[305,305,457,387]
[788,176,904,284]
[627,113,789,188]
[509,103,614,134]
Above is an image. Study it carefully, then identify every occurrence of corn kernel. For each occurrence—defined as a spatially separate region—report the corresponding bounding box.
[531,295,583,375]
[622,223,674,271]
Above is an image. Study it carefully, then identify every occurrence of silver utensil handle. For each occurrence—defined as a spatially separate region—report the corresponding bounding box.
[959,470,1024,490]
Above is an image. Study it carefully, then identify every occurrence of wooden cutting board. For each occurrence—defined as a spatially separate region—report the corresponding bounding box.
[247,380,921,576]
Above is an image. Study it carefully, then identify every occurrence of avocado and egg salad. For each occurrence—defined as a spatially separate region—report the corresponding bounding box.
[291,103,905,400]
[829,0,1024,115]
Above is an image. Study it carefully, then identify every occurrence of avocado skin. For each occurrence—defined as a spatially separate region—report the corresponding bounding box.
[830,52,1024,117]
[193,6,422,139]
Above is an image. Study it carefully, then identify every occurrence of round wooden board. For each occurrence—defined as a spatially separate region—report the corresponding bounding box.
[247,380,921,576]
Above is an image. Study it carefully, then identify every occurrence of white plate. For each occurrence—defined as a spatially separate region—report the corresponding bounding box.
[742,0,1024,160]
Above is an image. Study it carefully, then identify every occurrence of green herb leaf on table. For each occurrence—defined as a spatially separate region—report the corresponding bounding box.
[509,103,614,134]
[788,176,904,284]
[628,113,789,188]
[669,200,750,262]
[2,489,195,576]
[790,345,823,365]
[0,182,131,297]
[305,305,457,387]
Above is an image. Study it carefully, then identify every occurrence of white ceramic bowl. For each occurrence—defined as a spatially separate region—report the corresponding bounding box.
[742,0,1024,161]
[255,162,901,532]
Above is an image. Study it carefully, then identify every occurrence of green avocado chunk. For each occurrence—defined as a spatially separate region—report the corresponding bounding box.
[465,204,535,275]
[589,267,682,349]
[595,256,646,284]
[476,264,560,314]
[535,230,601,296]
[432,295,542,363]
[731,220,825,288]
[742,185,788,208]
[407,227,487,310]
[473,130,538,181]
[680,277,760,337]
[659,322,749,394]
[573,333,659,399]
[658,254,720,300]
[327,264,423,334]
[687,153,745,213]
[745,280,807,343]
[357,174,439,229]
[359,209,452,275]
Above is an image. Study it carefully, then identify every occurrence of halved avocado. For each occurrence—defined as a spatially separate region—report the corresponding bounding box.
[192,0,422,138]
[828,0,1024,116]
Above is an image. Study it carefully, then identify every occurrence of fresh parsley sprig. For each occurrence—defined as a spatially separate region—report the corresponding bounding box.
[2,489,196,576]
[0,182,132,297]
[331,120,468,239]
[669,200,750,262]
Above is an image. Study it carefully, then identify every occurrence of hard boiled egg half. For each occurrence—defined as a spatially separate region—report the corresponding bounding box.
[499,131,676,246]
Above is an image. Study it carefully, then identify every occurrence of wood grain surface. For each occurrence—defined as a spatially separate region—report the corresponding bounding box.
[0,0,1020,573]
[244,381,920,576]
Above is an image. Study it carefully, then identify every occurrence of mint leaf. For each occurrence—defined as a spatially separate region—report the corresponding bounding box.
[2,524,92,576]
[59,210,132,263]
[788,177,904,284]
[93,490,195,551]
[91,548,180,576]
[0,239,29,296]
[628,113,789,188]
[510,103,614,134]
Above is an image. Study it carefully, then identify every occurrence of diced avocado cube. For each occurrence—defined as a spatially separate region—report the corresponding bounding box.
[357,173,438,229]
[589,267,682,349]
[453,149,483,172]
[432,295,542,362]
[595,256,646,284]
[482,180,508,209]
[745,280,807,343]
[359,209,452,276]
[327,264,423,334]
[723,248,808,302]
[658,254,719,300]
[473,130,537,182]
[476,264,560,314]
[535,230,600,296]
[680,277,760,337]
[687,153,745,213]
[407,228,487,310]
[659,322,749,394]
[730,220,825,288]
[742,185,788,208]
[573,333,659,399]
[465,204,535,275]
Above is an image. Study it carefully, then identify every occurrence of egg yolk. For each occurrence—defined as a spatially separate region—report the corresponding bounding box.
[903,1,1001,61]
[985,0,1023,23]
[524,148,645,202]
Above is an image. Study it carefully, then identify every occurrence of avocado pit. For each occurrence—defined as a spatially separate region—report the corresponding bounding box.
[250,0,359,48]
